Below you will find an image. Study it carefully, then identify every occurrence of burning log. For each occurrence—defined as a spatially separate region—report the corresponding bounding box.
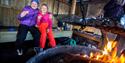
[61,16,125,37]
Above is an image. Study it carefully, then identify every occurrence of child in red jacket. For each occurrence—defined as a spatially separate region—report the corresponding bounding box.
[37,4,56,49]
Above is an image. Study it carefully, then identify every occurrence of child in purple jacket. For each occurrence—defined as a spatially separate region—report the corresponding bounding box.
[16,0,40,55]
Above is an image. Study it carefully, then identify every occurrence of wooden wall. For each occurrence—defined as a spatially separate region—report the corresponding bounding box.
[86,3,105,18]
[0,7,19,26]
[0,0,112,27]
[83,0,110,18]
[0,0,28,26]
[40,0,70,14]
[0,0,70,26]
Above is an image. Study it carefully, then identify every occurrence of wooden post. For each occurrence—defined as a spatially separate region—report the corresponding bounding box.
[52,0,56,14]
[69,0,77,30]
[70,0,77,15]
[57,0,60,15]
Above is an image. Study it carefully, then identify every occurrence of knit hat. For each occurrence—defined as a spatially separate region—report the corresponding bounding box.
[31,0,39,4]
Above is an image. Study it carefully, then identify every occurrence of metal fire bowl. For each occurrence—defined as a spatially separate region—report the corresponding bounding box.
[27,45,101,63]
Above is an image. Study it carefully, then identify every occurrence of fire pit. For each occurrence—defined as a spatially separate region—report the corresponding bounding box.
[27,41,125,63]
[27,45,103,63]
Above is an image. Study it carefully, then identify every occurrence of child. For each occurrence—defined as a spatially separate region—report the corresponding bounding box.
[16,0,40,55]
[37,4,56,49]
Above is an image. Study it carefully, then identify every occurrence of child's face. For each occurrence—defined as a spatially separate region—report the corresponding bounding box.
[31,1,38,9]
[41,5,48,13]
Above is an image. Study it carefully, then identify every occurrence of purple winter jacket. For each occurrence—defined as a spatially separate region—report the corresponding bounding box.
[17,6,39,26]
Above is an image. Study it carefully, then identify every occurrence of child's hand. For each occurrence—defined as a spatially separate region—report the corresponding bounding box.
[37,15,42,23]
[47,29,49,33]
[25,11,29,14]
[35,25,38,27]
[38,15,42,20]
[20,11,29,17]
[49,14,52,19]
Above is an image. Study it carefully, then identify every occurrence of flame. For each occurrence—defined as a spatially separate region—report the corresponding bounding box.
[83,54,89,58]
[119,54,125,63]
[90,52,94,58]
[82,40,125,63]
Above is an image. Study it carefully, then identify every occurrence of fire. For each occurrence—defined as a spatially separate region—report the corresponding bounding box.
[82,40,125,63]
[83,54,88,58]
[119,54,125,63]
